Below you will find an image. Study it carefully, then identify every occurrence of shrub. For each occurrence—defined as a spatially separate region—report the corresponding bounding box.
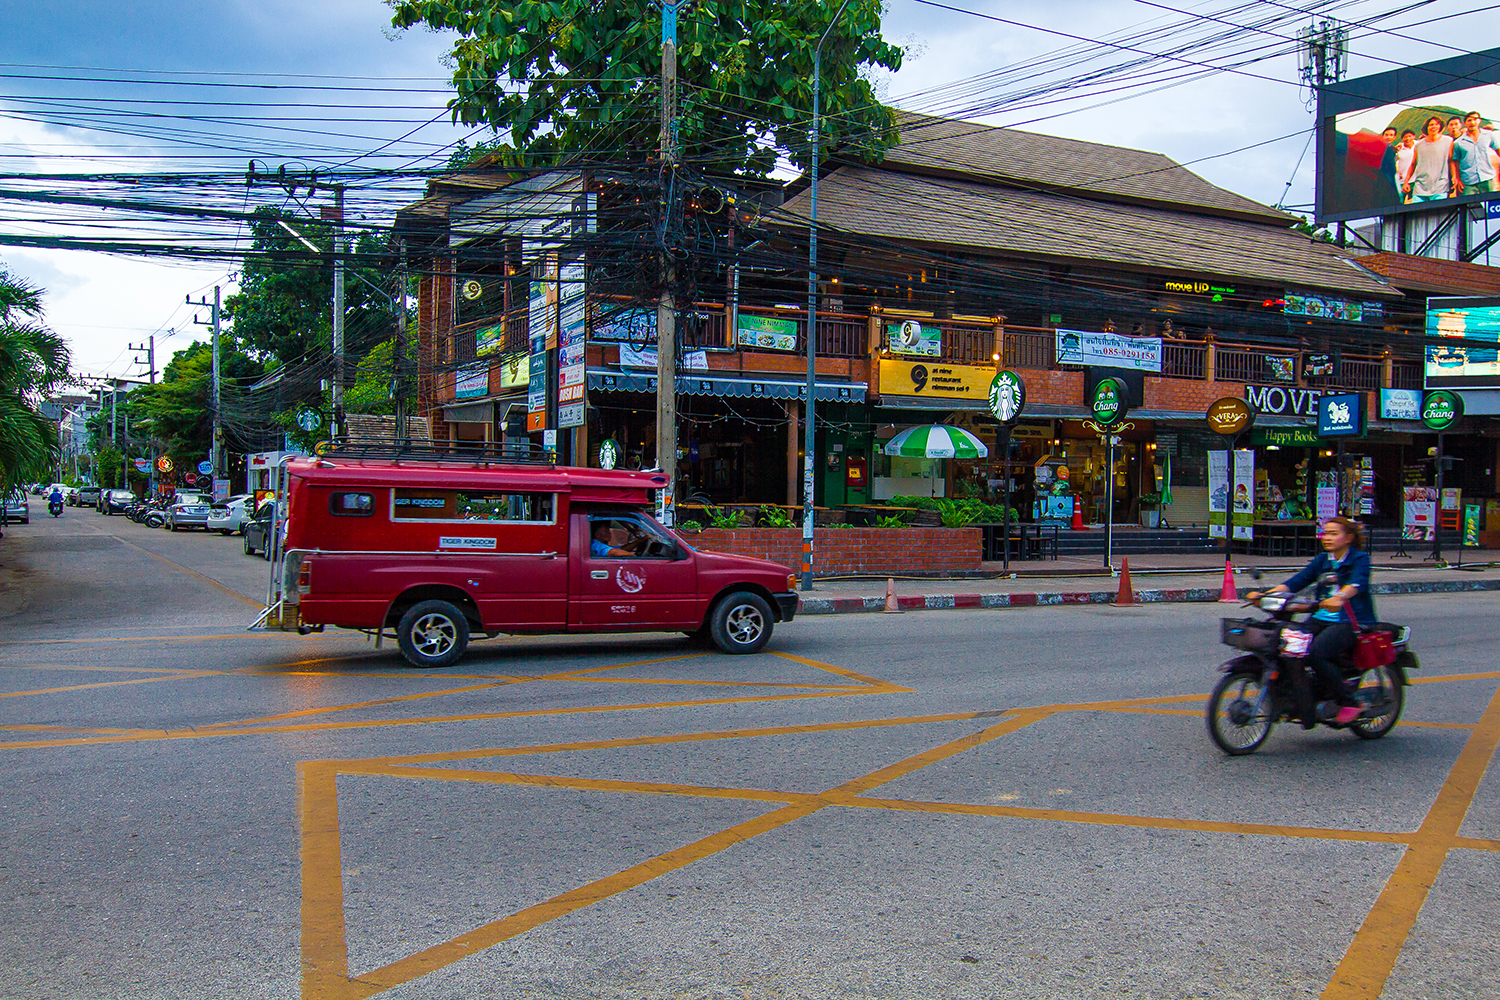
[678,519,703,532]
[874,515,907,529]
[705,505,748,529]
[757,505,795,528]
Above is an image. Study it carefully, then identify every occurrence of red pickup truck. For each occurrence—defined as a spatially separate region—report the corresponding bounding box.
[270,456,798,668]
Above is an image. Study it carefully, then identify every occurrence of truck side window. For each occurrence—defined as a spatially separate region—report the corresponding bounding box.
[392,489,555,523]
[587,514,675,559]
[329,492,374,516]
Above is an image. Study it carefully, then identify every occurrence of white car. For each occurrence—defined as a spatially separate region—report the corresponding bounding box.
[206,494,256,535]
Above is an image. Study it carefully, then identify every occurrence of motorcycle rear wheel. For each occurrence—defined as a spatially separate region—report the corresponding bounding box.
[1350,664,1404,740]
[1207,671,1274,756]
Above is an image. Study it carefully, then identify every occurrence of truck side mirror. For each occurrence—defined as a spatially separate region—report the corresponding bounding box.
[672,544,689,561]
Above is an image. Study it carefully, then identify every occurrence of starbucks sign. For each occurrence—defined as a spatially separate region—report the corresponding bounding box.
[988,370,1026,424]
[1090,377,1128,426]
[1421,390,1463,431]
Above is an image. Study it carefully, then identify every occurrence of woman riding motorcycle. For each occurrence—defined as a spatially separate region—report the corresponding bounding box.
[1245,516,1374,725]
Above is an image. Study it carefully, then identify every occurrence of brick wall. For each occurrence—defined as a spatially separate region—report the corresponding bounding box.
[688,527,981,576]
[1147,378,1246,412]
[1010,367,1084,404]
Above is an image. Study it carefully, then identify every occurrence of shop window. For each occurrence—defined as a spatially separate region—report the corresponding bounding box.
[328,492,374,516]
[391,489,555,523]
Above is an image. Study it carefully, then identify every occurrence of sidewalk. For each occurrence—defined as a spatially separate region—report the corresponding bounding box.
[797,551,1500,615]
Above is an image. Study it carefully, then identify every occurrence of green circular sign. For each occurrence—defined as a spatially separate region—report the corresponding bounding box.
[598,438,621,470]
[1091,377,1128,426]
[1421,390,1463,431]
[988,370,1026,424]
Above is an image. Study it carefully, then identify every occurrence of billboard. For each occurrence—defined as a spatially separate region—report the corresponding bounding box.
[1425,296,1500,389]
[1318,46,1500,222]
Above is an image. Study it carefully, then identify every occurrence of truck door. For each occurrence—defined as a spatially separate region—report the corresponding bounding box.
[572,511,698,630]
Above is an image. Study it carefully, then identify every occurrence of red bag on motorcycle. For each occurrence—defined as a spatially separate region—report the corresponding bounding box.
[1346,605,1395,672]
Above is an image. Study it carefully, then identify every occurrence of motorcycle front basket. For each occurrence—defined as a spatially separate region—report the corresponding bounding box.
[1221,618,1281,653]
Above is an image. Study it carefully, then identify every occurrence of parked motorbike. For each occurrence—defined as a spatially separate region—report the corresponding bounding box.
[1206,583,1418,755]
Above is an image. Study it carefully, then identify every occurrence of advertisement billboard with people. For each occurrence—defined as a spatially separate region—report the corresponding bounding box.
[1318,47,1500,222]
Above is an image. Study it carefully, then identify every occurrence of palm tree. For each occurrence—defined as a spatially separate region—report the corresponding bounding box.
[0,266,70,492]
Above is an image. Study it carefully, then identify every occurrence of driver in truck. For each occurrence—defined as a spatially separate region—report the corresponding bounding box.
[591,519,644,558]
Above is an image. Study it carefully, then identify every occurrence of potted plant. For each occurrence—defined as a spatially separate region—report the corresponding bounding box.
[1138,492,1162,528]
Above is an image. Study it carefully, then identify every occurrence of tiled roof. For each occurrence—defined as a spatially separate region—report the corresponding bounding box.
[778,167,1398,298]
[881,112,1293,225]
[1353,252,1500,297]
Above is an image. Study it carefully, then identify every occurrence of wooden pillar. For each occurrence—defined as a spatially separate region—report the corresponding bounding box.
[787,401,801,506]
[1204,340,1216,385]
[1382,349,1394,389]
[992,314,1005,369]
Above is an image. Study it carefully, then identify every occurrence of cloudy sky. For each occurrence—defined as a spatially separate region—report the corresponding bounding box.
[2,0,1493,383]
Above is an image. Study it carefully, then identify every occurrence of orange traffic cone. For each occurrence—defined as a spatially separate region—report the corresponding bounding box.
[1218,558,1239,603]
[1070,502,1085,531]
[883,578,903,614]
[1112,557,1135,606]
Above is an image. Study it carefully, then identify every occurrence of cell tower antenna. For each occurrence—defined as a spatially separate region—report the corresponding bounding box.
[1299,18,1350,98]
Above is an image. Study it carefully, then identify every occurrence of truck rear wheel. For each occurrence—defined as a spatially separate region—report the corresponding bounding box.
[396,600,470,668]
[709,592,773,655]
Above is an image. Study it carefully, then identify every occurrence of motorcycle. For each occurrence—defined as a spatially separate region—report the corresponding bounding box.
[1206,579,1418,756]
[48,497,63,517]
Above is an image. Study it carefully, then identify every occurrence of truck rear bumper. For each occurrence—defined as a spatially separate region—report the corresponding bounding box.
[773,592,799,622]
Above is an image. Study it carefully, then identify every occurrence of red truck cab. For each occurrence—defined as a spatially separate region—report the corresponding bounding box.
[273,455,798,667]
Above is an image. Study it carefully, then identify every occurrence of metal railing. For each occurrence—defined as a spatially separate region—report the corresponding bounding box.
[1391,361,1422,390]
[1162,342,1206,380]
[1003,331,1056,370]
[1335,358,1383,391]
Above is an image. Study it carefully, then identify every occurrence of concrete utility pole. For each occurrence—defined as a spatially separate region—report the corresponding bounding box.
[655,0,681,525]
[802,0,853,591]
[189,288,223,477]
[331,184,346,442]
[396,240,409,442]
[129,335,156,384]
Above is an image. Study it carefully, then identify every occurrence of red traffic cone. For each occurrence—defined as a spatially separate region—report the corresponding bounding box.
[1218,558,1239,603]
[882,578,903,614]
[1112,557,1135,606]
[1070,501,1085,531]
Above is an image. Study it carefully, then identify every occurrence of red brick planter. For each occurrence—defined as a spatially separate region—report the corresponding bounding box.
[683,527,981,577]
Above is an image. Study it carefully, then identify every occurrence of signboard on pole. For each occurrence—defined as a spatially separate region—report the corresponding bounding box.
[1089,377,1129,426]
[1209,449,1254,540]
[213,478,230,502]
[987,370,1026,424]
[1317,392,1366,437]
[557,263,586,429]
[1403,486,1437,541]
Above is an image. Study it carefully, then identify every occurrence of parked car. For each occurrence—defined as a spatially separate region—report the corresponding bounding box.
[206,494,255,535]
[242,501,284,558]
[258,456,798,668]
[3,489,29,524]
[73,485,101,507]
[101,489,136,515]
[166,492,214,531]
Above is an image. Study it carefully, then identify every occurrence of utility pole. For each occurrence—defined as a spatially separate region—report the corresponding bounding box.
[129,335,156,384]
[802,0,853,591]
[330,185,346,442]
[395,240,409,442]
[190,288,223,482]
[655,0,681,525]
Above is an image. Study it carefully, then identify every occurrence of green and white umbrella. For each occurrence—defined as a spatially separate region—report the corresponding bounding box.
[1160,451,1174,505]
[883,424,989,459]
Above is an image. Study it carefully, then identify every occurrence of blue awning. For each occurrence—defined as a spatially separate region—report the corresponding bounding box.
[587,369,865,403]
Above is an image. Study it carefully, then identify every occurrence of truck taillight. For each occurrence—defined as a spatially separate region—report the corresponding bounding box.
[298,561,312,595]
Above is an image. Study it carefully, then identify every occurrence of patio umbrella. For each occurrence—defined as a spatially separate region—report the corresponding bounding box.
[1160,451,1174,506]
[883,425,989,459]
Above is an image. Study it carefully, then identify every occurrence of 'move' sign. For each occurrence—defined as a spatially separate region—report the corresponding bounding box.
[1245,384,1322,417]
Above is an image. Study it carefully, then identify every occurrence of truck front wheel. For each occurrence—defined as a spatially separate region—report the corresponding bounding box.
[709,592,773,655]
[396,600,470,668]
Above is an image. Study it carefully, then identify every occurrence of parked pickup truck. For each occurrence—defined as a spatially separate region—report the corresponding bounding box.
[262,454,799,668]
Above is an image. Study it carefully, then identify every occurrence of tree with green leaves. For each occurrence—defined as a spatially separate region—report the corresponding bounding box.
[0,266,69,492]
[226,208,396,365]
[389,0,904,176]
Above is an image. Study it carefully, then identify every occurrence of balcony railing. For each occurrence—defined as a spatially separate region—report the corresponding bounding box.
[1391,361,1422,390]
[1003,330,1056,370]
[1335,358,1383,391]
[1162,342,1206,380]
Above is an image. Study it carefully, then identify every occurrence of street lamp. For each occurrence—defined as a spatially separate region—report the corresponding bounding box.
[802,0,852,592]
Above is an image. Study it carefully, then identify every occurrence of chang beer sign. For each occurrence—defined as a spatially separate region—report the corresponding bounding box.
[1421,390,1463,431]
[1090,377,1128,427]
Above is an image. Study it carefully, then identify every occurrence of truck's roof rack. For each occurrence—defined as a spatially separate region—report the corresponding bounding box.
[314,438,557,467]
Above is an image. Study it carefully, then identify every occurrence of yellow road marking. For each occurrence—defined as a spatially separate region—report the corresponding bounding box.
[0,663,209,676]
[299,710,1056,998]
[0,671,215,699]
[1409,670,1500,684]
[298,762,349,993]
[1322,683,1500,1000]
[198,680,527,730]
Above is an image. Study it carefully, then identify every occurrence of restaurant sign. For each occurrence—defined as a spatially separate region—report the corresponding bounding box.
[878,359,995,399]
[1244,384,1322,417]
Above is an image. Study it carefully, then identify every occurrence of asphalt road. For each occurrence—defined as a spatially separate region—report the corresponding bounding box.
[1,510,1497,1000]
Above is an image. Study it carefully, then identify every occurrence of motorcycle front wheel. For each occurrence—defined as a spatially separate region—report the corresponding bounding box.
[1207,671,1275,756]
[1351,664,1404,740]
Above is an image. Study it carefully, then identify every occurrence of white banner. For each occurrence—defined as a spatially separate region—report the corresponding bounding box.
[1056,329,1163,372]
[619,346,709,370]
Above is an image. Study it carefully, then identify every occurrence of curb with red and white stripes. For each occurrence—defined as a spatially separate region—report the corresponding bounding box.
[797,578,1500,615]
